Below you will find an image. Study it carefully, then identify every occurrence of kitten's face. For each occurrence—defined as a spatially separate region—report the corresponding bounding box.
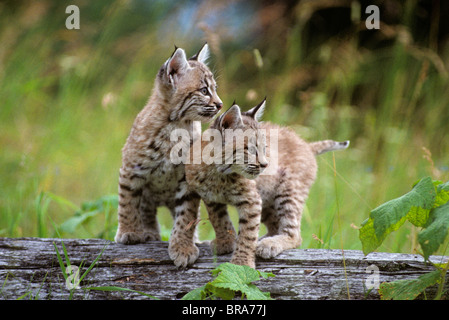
[233,129,267,179]
[213,100,268,179]
[157,44,223,122]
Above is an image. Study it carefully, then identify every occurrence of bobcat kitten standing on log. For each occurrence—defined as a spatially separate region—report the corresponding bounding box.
[171,101,269,268]
[173,99,349,267]
[115,44,223,245]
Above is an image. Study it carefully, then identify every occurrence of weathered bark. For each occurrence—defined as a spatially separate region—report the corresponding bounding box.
[0,237,447,300]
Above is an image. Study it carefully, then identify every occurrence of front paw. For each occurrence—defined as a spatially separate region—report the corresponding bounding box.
[210,237,236,255]
[169,239,199,268]
[115,231,144,245]
[256,237,283,259]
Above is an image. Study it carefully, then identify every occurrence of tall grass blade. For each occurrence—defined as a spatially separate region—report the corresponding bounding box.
[78,243,109,284]
[333,153,350,300]
[53,242,68,280]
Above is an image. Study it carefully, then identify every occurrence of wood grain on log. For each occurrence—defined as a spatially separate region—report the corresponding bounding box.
[0,237,447,300]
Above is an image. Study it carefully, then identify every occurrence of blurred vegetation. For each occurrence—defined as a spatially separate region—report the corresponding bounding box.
[1,0,448,255]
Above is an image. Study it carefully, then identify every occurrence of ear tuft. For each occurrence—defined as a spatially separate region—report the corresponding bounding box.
[190,43,210,65]
[245,97,266,121]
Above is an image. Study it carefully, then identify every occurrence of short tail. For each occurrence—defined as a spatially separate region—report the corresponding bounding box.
[309,140,350,155]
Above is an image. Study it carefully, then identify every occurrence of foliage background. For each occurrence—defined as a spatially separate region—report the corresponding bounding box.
[1,0,448,255]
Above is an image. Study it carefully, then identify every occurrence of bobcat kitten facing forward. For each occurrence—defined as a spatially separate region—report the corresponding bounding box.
[172,100,349,267]
[115,44,223,245]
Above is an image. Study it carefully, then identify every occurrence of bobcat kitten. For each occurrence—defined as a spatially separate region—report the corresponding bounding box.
[115,44,223,245]
[217,101,349,260]
[173,99,349,267]
[170,101,268,268]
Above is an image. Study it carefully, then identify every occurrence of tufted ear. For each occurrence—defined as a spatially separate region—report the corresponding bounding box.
[165,47,189,86]
[244,97,266,121]
[219,103,244,130]
[190,43,210,65]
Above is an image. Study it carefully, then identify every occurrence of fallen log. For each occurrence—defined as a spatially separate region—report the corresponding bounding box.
[0,237,447,300]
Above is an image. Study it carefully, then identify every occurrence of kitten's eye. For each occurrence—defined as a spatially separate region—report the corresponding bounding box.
[200,87,209,95]
[249,146,258,155]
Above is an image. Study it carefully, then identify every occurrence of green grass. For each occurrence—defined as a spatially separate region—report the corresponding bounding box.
[1,1,448,257]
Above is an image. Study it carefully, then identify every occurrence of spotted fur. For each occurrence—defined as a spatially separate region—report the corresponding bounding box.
[255,123,349,259]
[174,99,349,267]
[171,101,268,268]
[115,44,223,245]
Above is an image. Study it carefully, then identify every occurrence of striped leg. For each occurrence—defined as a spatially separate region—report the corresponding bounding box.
[170,206,202,244]
[115,167,146,244]
[139,186,160,241]
[260,205,279,238]
[205,202,236,255]
[230,195,262,268]
[168,186,201,268]
[256,181,305,259]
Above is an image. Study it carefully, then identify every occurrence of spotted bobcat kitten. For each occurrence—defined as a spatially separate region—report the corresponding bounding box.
[204,99,349,261]
[115,44,223,245]
[170,101,268,268]
[255,126,349,259]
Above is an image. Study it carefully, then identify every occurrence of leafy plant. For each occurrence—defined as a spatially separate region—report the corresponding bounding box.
[378,269,443,300]
[35,191,79,238]
[359,176,449,299]
[182,263,275,300]
[58,194,118,238]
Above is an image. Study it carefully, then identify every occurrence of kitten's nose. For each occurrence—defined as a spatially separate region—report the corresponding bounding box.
[215,102,223,110]
[260,161,268,168]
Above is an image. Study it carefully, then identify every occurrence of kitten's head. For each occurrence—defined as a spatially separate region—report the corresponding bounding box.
[211,99,268,179]
[157,43,223,122]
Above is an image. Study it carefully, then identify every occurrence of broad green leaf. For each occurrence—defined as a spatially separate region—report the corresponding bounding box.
[435,181,449,207]
[359,218,383,254]
[379,270,442,300]
[59,210,100,233]
[437,181,449,192]
[433,261,449,270]
[407,206,431,228]
[258,270,276,279]
[182,263,274,300]
[244,284,272,300]
[359,177,436,254]
[181,285,207,300]
[181,282,236,300]
[371,177,435,236]
[418,202,449,260]
[211,263,261,292]
[210,263,272,300]
[205,283,235,300]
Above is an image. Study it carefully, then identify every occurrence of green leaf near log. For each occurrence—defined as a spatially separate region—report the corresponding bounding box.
[359,176,449,259]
